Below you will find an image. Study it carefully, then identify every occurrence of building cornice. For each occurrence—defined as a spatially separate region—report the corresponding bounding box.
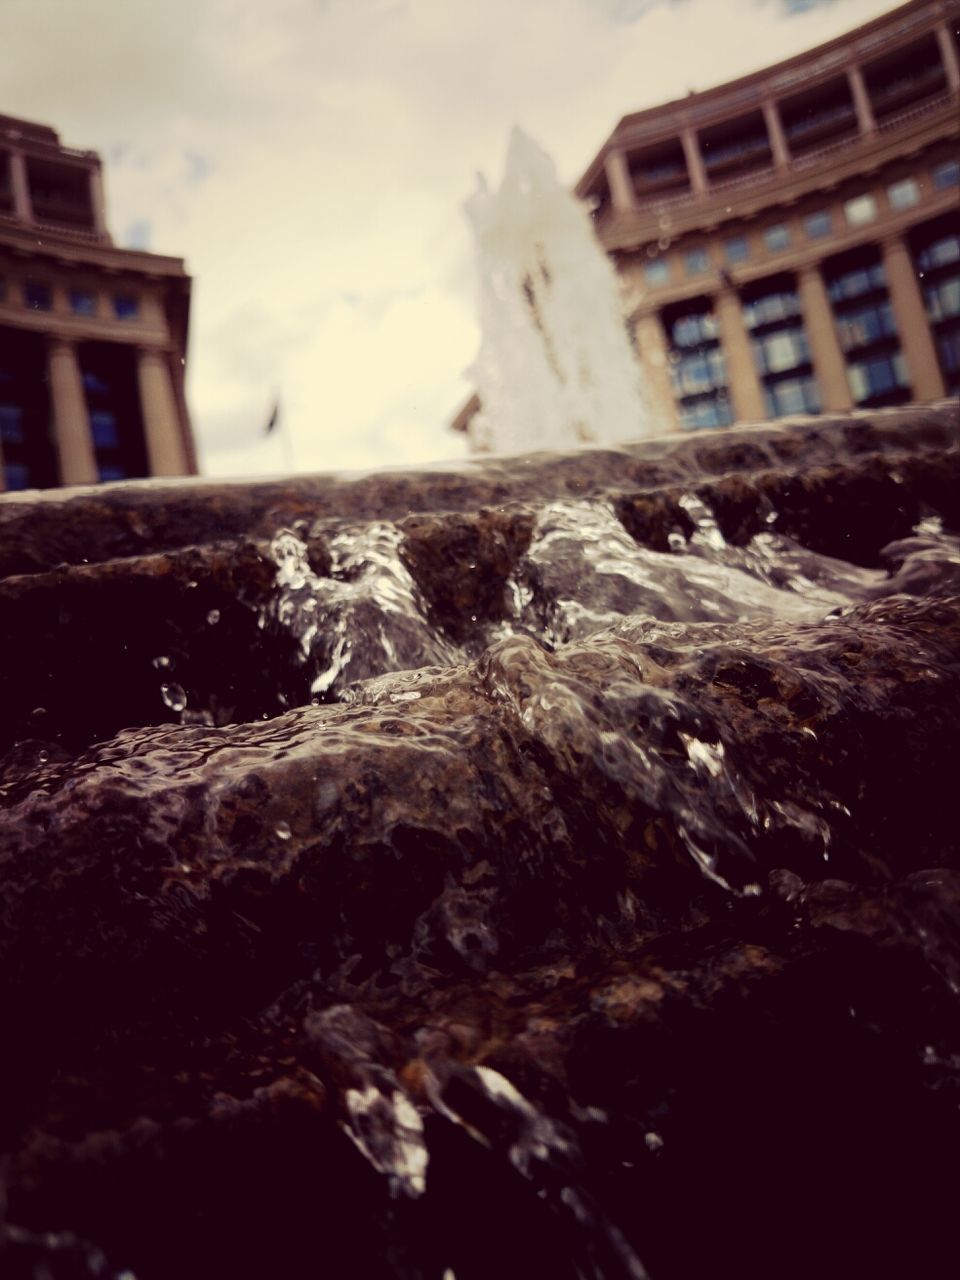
[0,214,190,281]
[576,0,960,193]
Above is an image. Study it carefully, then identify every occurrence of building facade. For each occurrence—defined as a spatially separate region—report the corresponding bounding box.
[0,114,195,491]
[454,0,959,446]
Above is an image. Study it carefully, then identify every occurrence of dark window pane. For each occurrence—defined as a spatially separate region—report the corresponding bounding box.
[804,210,832,239]
[90,409,120,448]
[0,403,24,444]
[644,259,669,286]
[932,160,960,190]
[684,248,709,276]
[82,371,111,396]
[24,280,52,311]
[70,290,97,316]
[113,295,139,319]
[3,462,31,490]
[725,236,749,264]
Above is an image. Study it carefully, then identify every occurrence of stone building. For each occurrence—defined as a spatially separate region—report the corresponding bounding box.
[0,114,195,491]
[455,0,959,445]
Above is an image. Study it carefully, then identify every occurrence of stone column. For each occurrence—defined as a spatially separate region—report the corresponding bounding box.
[681,128,709,195]
[714,286,766,423]
[88,163,109,239]
[881,235,946,401]
[47,338,98,485]
[763,99,791,169]
[936,21,960,95]
[797,264,854,412]
[848,64,876,136]
[633,311,680,433]
[9,150,33,222]
[137,347,190,476]
[604,147,636,215]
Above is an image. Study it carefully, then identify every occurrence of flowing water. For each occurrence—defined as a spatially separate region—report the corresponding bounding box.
[0,413,958,1280]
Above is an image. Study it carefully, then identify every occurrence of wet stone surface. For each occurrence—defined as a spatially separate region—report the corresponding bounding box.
[0,405,958,1279]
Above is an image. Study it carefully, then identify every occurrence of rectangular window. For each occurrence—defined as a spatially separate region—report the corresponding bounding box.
[2,461,31,491]
[835,300,897,351]
[684,247,710,276]
[70,289,97,316]
[764,224,791,252]
[887,178,920,211]
[97,463,129,483]
[827,261,886,303]
[754,329,810,375]
[847,352,909,404]
[644,259,670,287]
[932,160,960,190]
[90,409,120,449]
[844,194,878,227]
[937,329,960,374]
[917,234,960,273]
[743,291,801,329]
[924,278,960,323]
[24,279,52,311]
[725,236,749,264]
[804,210,832,239]
[765,376,820,419]
[113,295,139,319]
[0,403,24,444]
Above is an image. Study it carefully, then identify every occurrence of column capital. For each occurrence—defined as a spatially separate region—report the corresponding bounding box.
[797,260,824,280]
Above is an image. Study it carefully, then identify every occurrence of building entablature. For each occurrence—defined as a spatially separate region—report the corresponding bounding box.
[620,177,960,320]
[0,213,189,280]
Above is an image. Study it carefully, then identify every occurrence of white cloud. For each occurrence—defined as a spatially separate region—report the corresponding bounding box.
[0,0,895,477]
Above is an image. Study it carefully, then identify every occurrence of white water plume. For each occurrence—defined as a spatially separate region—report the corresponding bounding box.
[464,127,653,454]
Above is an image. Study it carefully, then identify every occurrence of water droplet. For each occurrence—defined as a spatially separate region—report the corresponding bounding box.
[160,682,187,712]
[153,655,173,670]
[645,1131,664,1151]
[275,821,292,840]
[206,608,221,625]
[37,748,49,764]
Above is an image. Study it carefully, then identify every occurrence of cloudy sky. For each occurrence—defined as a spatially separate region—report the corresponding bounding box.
[2,0,895,477]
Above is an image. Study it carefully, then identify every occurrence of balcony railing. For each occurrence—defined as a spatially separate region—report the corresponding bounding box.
[784,102,855,140]
[612,88,956,221]
[870,63,945,107]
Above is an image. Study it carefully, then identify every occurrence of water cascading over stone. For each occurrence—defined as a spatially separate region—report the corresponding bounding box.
[464,127,653,453]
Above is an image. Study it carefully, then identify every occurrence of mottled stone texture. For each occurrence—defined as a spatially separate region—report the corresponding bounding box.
[0,406,958,1280]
